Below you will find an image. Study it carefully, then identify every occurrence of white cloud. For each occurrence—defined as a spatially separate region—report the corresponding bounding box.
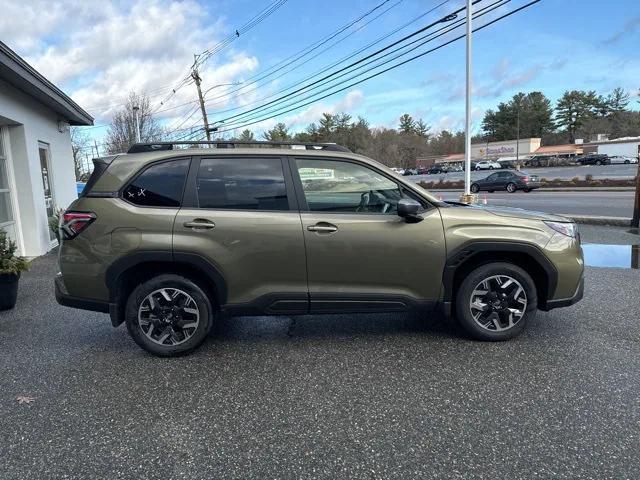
[1,0,260,125]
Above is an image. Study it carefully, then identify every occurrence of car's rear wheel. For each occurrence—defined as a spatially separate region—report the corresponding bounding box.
[470,183,480,193]
[455,262,537,341]
[595,160,602,166]
[523,188,532,193]
[506,182,517,193]
[125,274,213,356]
[624,160,630,164]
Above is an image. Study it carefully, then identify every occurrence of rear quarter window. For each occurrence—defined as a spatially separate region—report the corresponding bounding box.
[122,159,190,207]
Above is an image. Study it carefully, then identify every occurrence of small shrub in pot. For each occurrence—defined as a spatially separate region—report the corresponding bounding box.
[0,231,28,311]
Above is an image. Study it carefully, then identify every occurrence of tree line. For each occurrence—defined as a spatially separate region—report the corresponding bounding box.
[72,87,640,176]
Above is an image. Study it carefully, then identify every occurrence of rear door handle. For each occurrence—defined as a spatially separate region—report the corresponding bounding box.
[307,223,338,233]
[184,219,215,230]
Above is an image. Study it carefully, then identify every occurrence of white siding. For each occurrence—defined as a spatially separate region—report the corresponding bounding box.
[597,141,640,158]
[0,78,77,257]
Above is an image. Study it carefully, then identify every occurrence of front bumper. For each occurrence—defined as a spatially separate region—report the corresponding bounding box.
[55,273,110,314]
[540,275,584,311]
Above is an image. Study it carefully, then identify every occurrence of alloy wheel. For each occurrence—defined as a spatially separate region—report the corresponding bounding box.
[469,275,527,331]
[138,288,200,346]
[507,183,516,193]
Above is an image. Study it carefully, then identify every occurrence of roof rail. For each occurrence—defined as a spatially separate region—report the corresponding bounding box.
[127,141,351,154]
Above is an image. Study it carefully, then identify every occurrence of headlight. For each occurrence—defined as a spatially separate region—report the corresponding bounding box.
[545,221,578,238]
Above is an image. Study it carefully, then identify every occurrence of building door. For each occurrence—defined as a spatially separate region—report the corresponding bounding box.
[38,143,56,243]
[0,127,18,245]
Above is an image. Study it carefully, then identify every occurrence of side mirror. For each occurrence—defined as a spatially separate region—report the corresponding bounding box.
[397,198,423,222]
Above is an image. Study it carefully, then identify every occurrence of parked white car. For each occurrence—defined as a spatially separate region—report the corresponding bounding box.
[609,156,638,164]
[390,167,406,175]
[474,160,502,170]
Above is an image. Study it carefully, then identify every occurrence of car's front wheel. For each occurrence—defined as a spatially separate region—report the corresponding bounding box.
[125,274,214,356]
[455,262,537,341]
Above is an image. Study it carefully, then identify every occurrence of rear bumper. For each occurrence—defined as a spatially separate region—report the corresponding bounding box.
[55,273,110,314]
[540,275,584,311]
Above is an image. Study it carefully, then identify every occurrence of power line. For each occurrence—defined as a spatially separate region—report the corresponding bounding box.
[217,0,491,128]
[196,0,288,68]
[161,0,396,132]
[201,0,400,108]
[151,0,288,115]
[215,0,541,134]
[214,0,489,129]
[204,0,446,118]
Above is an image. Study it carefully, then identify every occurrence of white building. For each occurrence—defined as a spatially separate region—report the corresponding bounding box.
[0,41,93,257]
[584,136,640,159]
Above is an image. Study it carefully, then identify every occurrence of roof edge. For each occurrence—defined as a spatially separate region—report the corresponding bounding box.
[0,41,93,126]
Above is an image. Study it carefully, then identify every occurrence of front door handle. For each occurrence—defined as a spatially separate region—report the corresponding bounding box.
[184,219,215,230]
[307,223,338,233]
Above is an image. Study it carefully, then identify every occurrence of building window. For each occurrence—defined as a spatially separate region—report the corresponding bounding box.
[196,157,289,211]
[38,143,56,242]
[0,128,17,243]
[123,159,189,207]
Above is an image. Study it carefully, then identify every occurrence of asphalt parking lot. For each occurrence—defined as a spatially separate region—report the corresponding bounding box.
[1,240,639,479]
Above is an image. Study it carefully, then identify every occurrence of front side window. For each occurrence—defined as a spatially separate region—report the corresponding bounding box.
[197,157,288,210]
[123,159,189,207]
[296,159,422,214]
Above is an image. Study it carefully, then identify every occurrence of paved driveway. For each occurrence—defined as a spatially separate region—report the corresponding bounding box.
[1,251,639,479]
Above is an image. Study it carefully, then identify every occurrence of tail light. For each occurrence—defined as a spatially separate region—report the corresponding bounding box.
[523,176,530,182]
[60,211,96,239]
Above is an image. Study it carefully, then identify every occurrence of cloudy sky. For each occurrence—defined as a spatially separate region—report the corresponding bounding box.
[2,0,639,145]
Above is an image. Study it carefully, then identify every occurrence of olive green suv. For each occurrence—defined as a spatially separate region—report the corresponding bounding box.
[56,141,584,356]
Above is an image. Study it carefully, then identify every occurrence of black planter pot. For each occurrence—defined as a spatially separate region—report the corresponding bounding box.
[0,273,20,311]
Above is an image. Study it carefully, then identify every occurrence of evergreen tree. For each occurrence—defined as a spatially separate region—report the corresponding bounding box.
[237,129,254,141]
[262,123,290,141]
[398,114,416,134]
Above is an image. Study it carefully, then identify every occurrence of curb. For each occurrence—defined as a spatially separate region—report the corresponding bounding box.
[426,187,635,192]
[562,215,632,227]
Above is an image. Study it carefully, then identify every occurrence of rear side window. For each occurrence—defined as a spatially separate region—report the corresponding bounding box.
[80,155,117,197]
[123,159,189,207]
[196,157,289,211]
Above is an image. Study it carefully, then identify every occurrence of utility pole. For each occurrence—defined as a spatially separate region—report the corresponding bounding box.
[93,139,99,158]
[133,105,141,143]
[192,56,211,142]
[460,0,474,204]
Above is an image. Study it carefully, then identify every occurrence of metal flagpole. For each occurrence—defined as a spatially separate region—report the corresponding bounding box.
[461,0,474,203]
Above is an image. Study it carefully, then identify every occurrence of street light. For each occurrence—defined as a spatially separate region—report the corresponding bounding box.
[132,105,141,143]
[207,120,225,135]
[203,82,240,97]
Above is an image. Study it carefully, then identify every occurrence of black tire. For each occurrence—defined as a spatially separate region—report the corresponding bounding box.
[125,274,214,356]
[595,160,602,166]
[470,183,480,193]
[506,182,517,193]
[523,188,532,193]
[455,262,537,341]
[624,160,630,164]
[488,190,494,193]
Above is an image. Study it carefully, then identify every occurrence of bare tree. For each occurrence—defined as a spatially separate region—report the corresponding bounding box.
[106,92,164,154]
[70,127,91,180]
